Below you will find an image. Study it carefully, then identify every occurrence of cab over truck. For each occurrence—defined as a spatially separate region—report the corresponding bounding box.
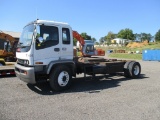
[15,20,141,91]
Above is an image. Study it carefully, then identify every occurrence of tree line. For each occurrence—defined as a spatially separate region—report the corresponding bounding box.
[76,29,160,45]
[99,28,160,45]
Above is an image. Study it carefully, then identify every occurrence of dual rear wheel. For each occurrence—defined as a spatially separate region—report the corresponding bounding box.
[124,61,141,78]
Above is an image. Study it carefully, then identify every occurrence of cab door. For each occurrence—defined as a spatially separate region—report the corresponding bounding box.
[34,25,60,65]
[60,27,73,60]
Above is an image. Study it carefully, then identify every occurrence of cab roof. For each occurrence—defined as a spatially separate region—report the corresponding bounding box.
[25,19,70,28]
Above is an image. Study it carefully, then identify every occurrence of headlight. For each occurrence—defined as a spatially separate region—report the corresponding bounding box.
[24,60,29,65]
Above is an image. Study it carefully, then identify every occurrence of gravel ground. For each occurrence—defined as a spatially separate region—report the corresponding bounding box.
[0,60,160,120]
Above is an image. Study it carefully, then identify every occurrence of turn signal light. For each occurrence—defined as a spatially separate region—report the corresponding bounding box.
[24,71,27,75]
[35,62,43,64]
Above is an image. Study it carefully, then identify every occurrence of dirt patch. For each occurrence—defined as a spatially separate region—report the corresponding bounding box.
[127,40,149,48]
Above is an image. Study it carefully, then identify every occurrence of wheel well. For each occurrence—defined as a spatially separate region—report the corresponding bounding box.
[49,63,75,76]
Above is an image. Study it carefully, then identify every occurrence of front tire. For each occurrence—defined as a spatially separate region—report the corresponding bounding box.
[49,65,72,91]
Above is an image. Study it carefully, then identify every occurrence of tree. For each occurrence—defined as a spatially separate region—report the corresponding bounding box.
[81,32,91,40]
[91,37,96,42]
[134,33,141,41]
[105,31,116,45]
[99,37,105,44]
[117,28,135,40]
[140,33,152,42]
[95,42,99,45]
[105,31,115,40]
[155,29,160,42]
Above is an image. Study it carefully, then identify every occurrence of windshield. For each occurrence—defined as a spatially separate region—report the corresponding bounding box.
[18,24,34,47]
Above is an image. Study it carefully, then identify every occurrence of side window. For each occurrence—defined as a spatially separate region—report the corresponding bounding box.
[43,33,49,40]
[62,28,70,44]
[36,25,59,50]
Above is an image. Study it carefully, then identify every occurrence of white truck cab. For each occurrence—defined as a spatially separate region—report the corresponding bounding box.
[15,20,75,87]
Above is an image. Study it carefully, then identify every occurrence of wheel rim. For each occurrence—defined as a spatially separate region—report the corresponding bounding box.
[134,65,140,75]
[58,71,69,87]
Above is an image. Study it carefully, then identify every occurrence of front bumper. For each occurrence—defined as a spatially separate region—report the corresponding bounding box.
[15,63,36,84]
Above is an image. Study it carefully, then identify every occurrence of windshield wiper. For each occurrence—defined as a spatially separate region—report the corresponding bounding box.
[17,42,27,48]
[17,42,23,47]
[20,46,27,48]
[17,44,28,48]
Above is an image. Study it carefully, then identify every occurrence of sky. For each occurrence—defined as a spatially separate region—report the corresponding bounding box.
[0,0,160,41]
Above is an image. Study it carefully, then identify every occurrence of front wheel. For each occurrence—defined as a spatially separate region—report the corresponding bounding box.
[49,65,72,91]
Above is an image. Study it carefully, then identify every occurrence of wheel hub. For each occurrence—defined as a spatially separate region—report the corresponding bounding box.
[62,76,67,82]
[134,65,140,75]
[58,71,69,87]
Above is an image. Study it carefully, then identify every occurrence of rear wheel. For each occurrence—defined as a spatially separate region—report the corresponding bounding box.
[49,65,72,91]
[124,61,141,78]
[129,62,141,78]
[124,61,133,78]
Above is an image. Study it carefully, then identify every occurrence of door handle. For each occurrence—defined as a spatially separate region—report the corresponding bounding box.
[54,48,60,52]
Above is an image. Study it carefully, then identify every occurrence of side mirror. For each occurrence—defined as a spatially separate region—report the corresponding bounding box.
[36,37,44,44]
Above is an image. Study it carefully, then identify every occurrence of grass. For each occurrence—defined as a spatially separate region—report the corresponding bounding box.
[97,42,160,60]
[96,42,160,52]
[108,53,142,60]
